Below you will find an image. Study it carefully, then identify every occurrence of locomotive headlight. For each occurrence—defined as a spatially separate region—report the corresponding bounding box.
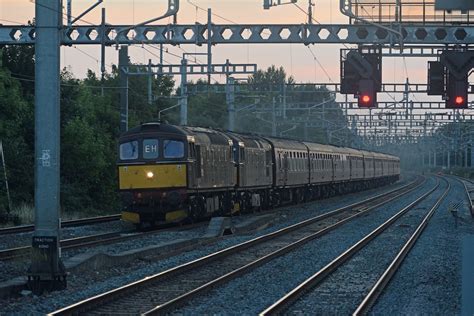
[146,171,154,179]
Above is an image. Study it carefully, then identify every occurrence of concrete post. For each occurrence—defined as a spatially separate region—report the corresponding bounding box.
[119,46,129,132]
[180,58,188,125]
[29,0,66,292]
[147,59,153,105]
[272,97,277,136]
[226,76,235,131]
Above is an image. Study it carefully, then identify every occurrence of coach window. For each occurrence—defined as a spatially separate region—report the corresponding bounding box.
[120,141,139,160]
[164,140,185,158]
[143,139,159,159]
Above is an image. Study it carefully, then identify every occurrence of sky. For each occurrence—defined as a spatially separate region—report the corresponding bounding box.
[0,0,430,86]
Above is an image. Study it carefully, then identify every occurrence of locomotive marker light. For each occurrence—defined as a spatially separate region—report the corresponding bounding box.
[146,171,155,179]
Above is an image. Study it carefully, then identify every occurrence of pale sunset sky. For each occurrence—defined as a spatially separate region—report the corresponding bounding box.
[0,0,430,88]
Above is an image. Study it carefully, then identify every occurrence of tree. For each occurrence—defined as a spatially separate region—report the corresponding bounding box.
[0,67,34,210]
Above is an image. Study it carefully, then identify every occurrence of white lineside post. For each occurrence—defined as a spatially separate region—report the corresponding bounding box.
[0,141,12,213]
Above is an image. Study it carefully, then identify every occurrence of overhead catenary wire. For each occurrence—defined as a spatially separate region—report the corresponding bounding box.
[29,0,96,26]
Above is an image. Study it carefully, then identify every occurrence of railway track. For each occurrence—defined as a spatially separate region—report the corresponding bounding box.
[0,221,206,261]
[458,176,474,214]
[260,177,450,315]
[49,177,426,315]
[0,231,134,261]
[0,214,121,236]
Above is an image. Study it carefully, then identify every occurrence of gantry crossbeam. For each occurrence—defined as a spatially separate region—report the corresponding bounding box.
[2,23,474,45]
[124,63,257,76]
[347,113,474,121]
[340,101,474,109]
[185,83,431,94]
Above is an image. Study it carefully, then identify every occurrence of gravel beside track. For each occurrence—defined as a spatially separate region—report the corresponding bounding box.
[0,176,413,315]
[371,176,474,315]
[170,177,437,315]
[285,178,448,314]
[0,220,124,251]
[169,179,435,315]
[0,225,207,283]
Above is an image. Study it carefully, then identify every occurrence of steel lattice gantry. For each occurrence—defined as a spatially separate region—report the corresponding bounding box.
[3,23,474,45]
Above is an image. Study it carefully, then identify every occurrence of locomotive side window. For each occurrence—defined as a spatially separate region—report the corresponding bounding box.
[143,139,159,159]
[120,141,139,160]
[164,140,185,158]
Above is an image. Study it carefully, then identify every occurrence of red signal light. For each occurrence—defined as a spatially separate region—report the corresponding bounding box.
[361,95,371,103]
[455,96,464,105]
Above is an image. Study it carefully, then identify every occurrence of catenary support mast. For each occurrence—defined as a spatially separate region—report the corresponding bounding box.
[28,0,66,292]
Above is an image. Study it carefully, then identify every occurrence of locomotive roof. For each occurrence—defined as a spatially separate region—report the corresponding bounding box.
[263,137,307,150]
[225,132,272,149]
[121,122,188,137]
[183,126,232,145]
[303,142,344,154]
[122,122,399,160]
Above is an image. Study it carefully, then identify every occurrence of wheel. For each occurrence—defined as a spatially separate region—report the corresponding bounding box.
[188,197,205,222]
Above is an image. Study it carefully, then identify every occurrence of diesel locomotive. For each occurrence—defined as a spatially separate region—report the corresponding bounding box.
[118,122,400,227]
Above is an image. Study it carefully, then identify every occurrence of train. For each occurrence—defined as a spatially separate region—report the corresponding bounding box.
[117,122,400,227]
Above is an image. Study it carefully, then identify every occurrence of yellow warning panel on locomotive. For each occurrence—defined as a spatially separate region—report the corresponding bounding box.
[119,164,187,189]
[165,209,188,222]
[121,211,140,224]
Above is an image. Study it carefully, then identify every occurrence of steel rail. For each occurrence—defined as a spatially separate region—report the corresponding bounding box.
[0,220,207,261]
[353,179,451,315]
[457,176,474,215]
[0,231,130,260]
[49,177,424,316]
[260,177,444,316]
[0,214,121,236]
[142,178,424,315]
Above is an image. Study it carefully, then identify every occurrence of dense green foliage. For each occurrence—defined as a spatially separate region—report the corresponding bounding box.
[0,46,348,218]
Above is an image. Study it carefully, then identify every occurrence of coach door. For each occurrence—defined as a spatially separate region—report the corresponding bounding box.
[283,152,289,185]
[239,145,247,186]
